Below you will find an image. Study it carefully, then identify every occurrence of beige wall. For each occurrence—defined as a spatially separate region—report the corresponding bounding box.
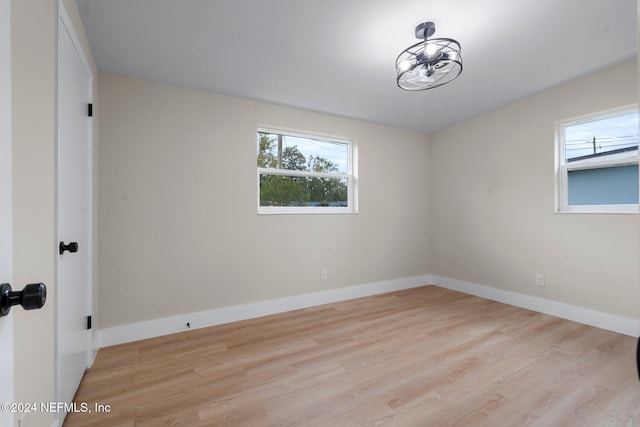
[11,1,96,426]
[97,72,431,329]
[11,0,55,425]
[429,59,639,319]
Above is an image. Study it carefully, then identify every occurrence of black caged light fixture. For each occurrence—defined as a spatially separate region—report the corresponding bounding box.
[396,21,463,91]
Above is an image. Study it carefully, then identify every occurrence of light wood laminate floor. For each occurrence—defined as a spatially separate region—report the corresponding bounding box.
[65,286,640,426]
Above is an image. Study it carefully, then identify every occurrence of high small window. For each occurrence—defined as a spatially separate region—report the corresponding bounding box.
[257,128,357,214]
[556,105,639,213]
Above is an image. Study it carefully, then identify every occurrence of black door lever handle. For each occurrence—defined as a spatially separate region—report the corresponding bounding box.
[59,241,78,255]
[0,283,47,317]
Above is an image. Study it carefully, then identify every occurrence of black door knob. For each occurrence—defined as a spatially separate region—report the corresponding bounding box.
[0,283,47,317]
[59,241,78,255]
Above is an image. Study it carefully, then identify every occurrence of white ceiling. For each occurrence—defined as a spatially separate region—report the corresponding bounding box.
[76,0,637,134]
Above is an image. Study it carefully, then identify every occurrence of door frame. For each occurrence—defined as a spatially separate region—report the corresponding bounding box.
[55,0,94,420]
[0,0,13,425]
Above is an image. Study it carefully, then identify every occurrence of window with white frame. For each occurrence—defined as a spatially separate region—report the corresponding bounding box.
[556,105,639,213]
[257,128,357,214]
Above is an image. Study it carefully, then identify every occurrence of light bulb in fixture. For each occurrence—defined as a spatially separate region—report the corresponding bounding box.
[399,60,412,72]
[424,43,438,56]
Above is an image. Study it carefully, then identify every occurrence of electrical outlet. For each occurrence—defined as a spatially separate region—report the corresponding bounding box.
[320,268,328,281]
[535,273,545,287]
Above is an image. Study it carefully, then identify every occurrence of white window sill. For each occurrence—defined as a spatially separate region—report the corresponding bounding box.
[258,207,358,215]
[556,205,639,214]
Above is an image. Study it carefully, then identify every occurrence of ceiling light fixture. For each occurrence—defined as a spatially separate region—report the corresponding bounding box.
[396,21,462,91]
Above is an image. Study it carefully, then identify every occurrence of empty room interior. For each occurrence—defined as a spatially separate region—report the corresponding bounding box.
[5,0,640,426]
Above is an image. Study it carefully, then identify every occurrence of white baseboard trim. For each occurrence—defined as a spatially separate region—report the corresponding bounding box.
[430,274,640,337]
[96,275,431,348]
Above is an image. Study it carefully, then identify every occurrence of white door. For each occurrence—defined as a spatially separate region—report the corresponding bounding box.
[0,0,13,425]
[56,5,92,423]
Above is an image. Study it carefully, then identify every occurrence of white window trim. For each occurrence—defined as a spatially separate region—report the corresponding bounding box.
[555,104,639,214]
[257,127,358,215]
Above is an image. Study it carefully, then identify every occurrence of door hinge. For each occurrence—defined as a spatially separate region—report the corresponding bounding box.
[88,103,93,117]
[87,315,92,330]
